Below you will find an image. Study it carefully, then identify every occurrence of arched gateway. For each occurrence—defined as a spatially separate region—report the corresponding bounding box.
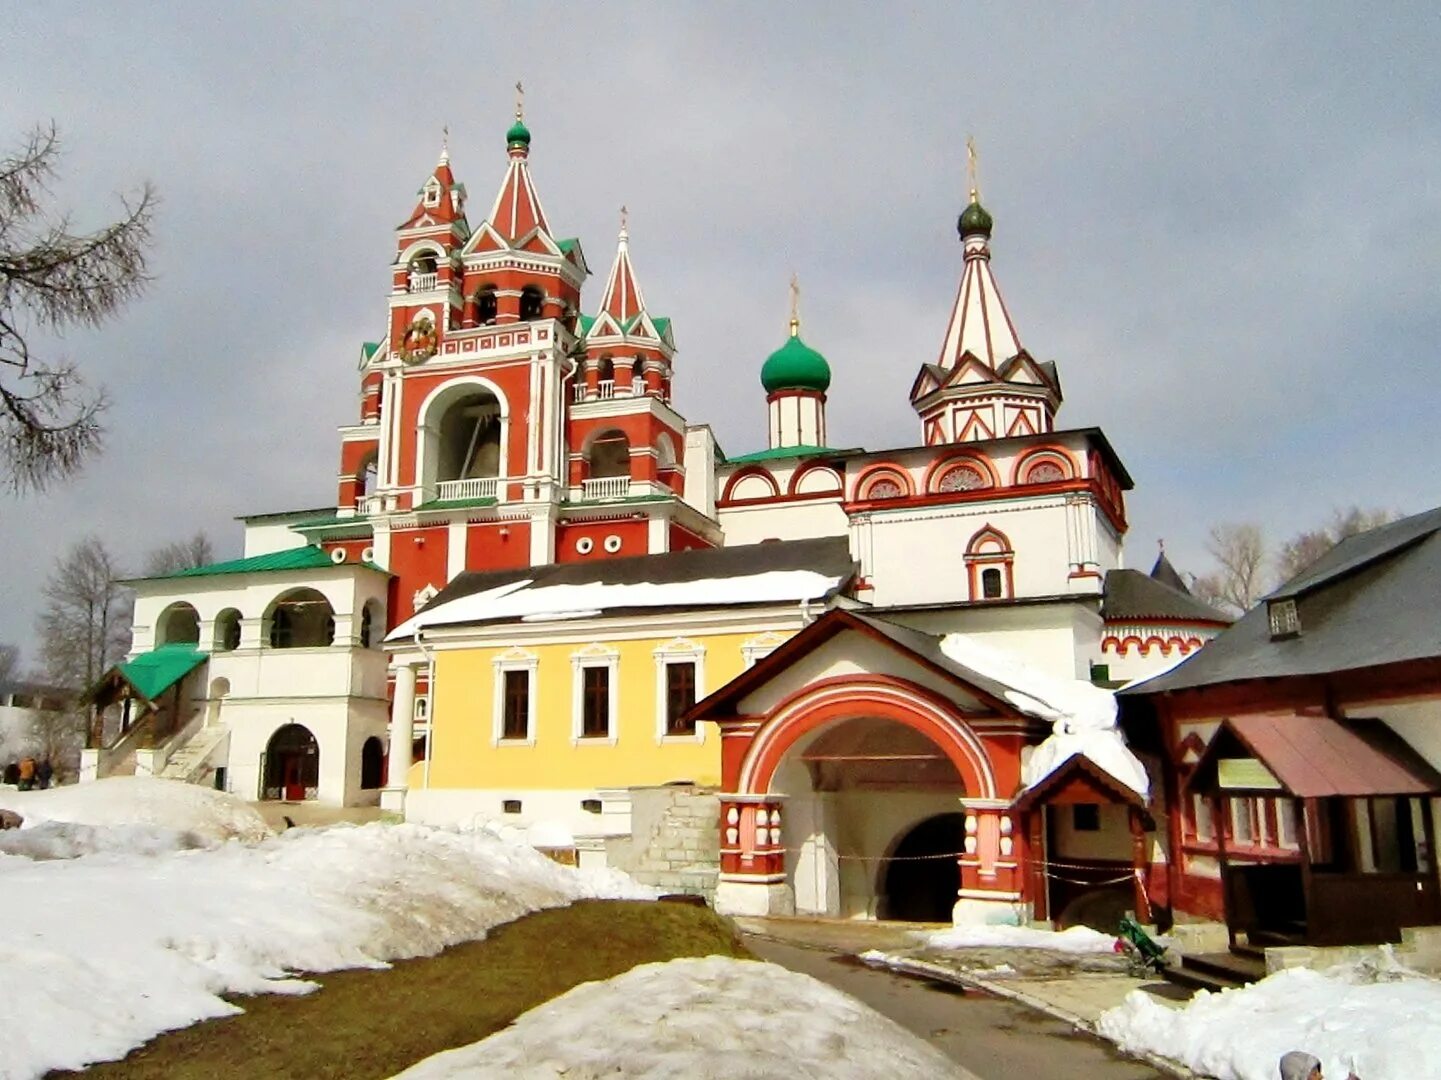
[690,610,1032,924]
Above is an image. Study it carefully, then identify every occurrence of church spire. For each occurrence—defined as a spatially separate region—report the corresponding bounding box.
[597,205,647,323]
[399,128,466,228]
[487,87,550,240]
[935,139,1019,369]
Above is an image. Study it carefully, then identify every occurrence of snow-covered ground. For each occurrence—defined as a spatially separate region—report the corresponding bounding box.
[1,774,272,839]
[1097,952,1441,1080]
[0,780,654,1080]
[922,923,1120,954]
[392,955,969,1079]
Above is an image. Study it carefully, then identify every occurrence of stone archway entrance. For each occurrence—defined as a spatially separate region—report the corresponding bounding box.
[262,723,319,801]
[772,715,970,919]
[881,813,966,922]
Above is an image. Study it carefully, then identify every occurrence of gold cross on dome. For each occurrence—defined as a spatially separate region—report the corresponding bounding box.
[620,204,628,232]
[788,273,801,336]
[515,81,525,120]
[966,135,980,201]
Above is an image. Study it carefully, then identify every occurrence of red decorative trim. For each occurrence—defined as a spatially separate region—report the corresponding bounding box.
[851,461,914,501]
[922,450,1000,494]
[736,675,1002,801]
[787,462,844,497]
[1010,443,1079,486]
[720,465,780,503]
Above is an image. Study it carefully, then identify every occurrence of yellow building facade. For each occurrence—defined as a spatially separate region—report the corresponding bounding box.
[401,615,800,831]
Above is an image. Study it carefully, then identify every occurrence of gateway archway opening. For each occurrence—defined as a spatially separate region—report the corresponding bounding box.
[880,813,964,922]
[772,715,968,919]
[262,723,319,802]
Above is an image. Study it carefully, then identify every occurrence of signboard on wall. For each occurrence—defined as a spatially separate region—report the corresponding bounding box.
[1218,757,1283,791]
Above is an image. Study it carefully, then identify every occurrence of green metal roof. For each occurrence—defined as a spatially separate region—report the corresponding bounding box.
[360,342,381,360]
[118,645,207,703]
[557,238,579,254]
[413,496,498,511]
[577,313,596,336]
[724,444,838,465]
[506,119,531,147]
[761,333,831,393]
[141,546,385,581]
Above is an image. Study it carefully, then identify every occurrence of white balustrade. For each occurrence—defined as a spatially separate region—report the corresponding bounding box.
[435,477,498,501]
[582,476,629,500]
[409,272,439,292]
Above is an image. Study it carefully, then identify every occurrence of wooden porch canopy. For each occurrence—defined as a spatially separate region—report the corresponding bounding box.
[1186,712,1441,946]
[1186,713,1441,799]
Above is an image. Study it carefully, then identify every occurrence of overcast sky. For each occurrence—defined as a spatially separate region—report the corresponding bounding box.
[1,4,1438,666]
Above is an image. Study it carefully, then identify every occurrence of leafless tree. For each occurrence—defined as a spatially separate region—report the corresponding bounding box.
[143,530,215,576]
[1,123,156,492]
[1191,523,1268,615]
[35,535,131,694]
[1275,507,1398,581]
[0,642,17,689]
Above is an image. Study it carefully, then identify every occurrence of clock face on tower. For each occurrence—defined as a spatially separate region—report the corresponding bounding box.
[400,316,438,365]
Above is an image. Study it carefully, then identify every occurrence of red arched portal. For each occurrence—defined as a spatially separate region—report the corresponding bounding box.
[736,676,1000,801]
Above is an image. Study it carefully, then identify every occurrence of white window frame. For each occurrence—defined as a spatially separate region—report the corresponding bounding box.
[571,645,619,746]
[741,632,786,670]
[492,648,539,746]
[653,638,706,745]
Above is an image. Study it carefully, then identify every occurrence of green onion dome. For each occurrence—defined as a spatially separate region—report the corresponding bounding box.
[761,326,832,393]
[958,197,993,238]
[506,119,531,148]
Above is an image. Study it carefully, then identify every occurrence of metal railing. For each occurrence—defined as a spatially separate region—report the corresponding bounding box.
[582,476,630,500]
[435,477,498,501]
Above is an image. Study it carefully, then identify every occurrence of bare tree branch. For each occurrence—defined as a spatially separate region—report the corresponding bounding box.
[143,531,215,577]
[0,123,156,492]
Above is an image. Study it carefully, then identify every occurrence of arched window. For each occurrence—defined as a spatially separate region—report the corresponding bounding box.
[587,431,631,479]
[597,356,615,383]
[156,603,201,647]
[214,608,243,652]
[358,599,384,649]
[965,525,1015,602]
[266,588,336,649]
[475,286,498,325]
[519,286,544,321]
[357,451,378,499]
[436,391,502,482]
[360,736,384,790]
[408,254,438,293]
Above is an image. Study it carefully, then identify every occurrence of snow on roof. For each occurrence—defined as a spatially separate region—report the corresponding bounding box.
[939,633,1150,799]
[392,955,968,1079]
[389,567,848,640]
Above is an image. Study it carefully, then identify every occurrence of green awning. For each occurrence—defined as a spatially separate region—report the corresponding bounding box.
[116,645,208,703]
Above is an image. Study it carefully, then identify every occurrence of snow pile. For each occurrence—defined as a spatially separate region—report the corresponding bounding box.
[390,569,844,640]
[0,775,272,843]
[392,955,969,1079]
[0,819,208,860]
[924,923,1120,954]
[0,821,655,1079]
[1096,954,1441,1080]
[939,633,1149,798]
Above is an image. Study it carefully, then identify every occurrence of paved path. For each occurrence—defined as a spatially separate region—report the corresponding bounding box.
[744,935,1170,1080]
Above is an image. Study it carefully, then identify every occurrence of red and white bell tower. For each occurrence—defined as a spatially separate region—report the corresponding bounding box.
[322,98,717,625]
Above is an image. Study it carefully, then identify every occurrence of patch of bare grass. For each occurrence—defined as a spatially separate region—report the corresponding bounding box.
[65,899,749,1080]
